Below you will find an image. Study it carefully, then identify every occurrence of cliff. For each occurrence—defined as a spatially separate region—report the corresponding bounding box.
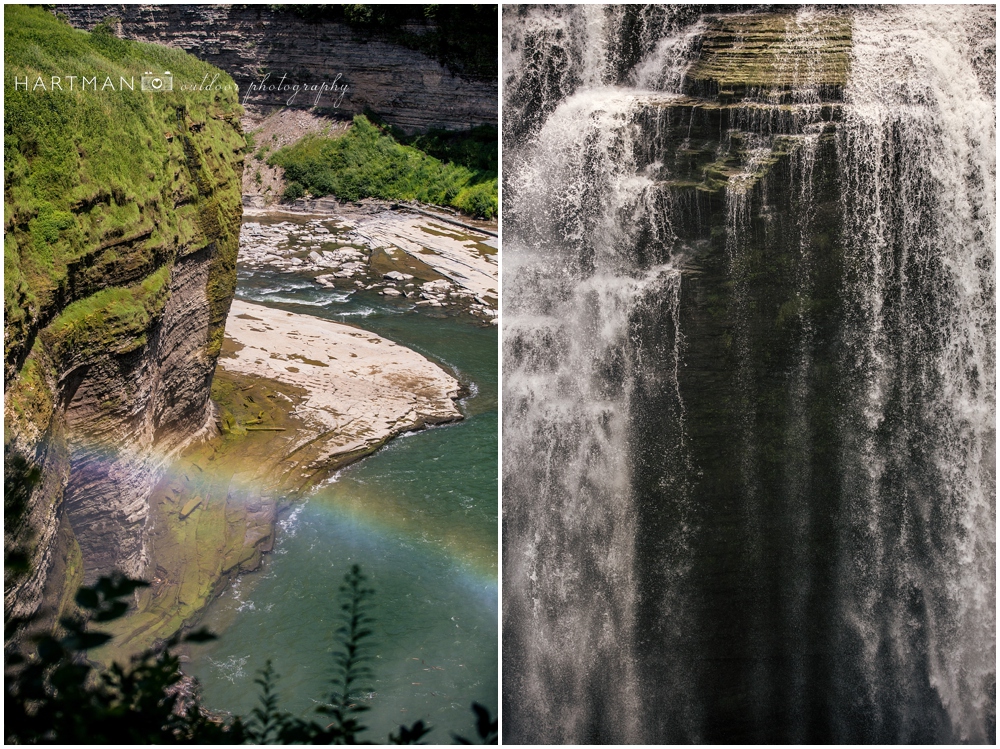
[4,7,245,620]
[55,4,498,133]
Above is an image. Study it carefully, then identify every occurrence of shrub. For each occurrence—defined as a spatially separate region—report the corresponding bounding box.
[283,181,305,201]
[453,179,498,221]
[269,115,497,219]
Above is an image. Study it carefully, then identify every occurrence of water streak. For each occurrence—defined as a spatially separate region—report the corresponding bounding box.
[836,7,996,742]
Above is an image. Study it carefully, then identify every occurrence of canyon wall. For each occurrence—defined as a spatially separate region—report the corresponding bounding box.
[56,4,498,133]
[4,7,244,619]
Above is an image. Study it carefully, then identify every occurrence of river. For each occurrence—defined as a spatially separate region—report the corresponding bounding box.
[184,213,498,742]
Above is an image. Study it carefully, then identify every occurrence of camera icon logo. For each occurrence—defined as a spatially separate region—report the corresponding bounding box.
[141,71,173,92]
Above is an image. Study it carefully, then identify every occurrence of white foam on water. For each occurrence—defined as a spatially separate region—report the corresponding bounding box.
[209,654,250,685]
[278,503,307,538]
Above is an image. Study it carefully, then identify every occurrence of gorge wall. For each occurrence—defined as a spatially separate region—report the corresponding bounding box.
[4,7,244,619]
[504,5,995,744]
[55,4,498,133]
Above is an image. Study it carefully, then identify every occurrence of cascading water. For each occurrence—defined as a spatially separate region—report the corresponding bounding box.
[502,88,685,742]
[503,5,995,744]
[834,7,996,743]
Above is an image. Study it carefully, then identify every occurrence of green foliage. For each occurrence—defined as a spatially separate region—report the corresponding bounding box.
[284,181,306,201]
[28,204,74,255]
[453,179,499,221]
[5,574,237,744]
[402,125,498,174]
[322,565,377,739]
[5,566,497,744]
[237,565,436,744]
[4,340,54,430]
[270,115,497,219]
[89,17,129,59]
[4,4,244,372]
[41,264,172,368]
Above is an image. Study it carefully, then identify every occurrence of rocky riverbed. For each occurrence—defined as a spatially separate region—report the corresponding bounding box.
[239,205,498,324]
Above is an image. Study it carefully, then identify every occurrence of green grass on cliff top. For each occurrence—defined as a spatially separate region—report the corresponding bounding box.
[4,5,242,355]
[269,115,498,220]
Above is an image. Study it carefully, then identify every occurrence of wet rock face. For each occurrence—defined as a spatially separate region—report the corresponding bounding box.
[685,12,851,100]
[504,5,994,744]
[56,4,497,133]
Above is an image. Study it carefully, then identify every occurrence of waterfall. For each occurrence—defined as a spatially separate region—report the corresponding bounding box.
[503,87,685,742]
[835,6,996,743]
[503,5,995,744]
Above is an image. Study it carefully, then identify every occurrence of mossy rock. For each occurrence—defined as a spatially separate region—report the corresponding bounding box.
[687,12,851,99]
[4,5,246,381]
[4,5,245,625]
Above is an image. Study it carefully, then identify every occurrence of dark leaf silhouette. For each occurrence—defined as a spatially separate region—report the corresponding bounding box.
[6,567,494,744]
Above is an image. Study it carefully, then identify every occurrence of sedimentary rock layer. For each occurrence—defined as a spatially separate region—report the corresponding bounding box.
[4,8,245,618]
[56,4,497,132]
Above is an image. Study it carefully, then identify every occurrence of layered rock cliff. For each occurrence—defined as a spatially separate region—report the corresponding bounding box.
[55,4,497,133]
[4,7,244,619]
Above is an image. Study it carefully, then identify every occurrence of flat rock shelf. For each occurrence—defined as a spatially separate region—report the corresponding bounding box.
[220,299,463,467]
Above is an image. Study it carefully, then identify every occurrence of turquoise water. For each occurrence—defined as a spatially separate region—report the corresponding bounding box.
[184,259,497,741]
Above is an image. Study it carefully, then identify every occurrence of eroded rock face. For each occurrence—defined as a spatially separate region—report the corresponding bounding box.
[56,4,497,132]
[4,11,245,617]
[61,244,224,581]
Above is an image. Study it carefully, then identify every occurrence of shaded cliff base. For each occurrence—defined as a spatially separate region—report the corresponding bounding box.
[97,306,463,662]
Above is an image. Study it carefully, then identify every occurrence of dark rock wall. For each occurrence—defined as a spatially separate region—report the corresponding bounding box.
[628,111,848,741]
[57,4,498,132]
